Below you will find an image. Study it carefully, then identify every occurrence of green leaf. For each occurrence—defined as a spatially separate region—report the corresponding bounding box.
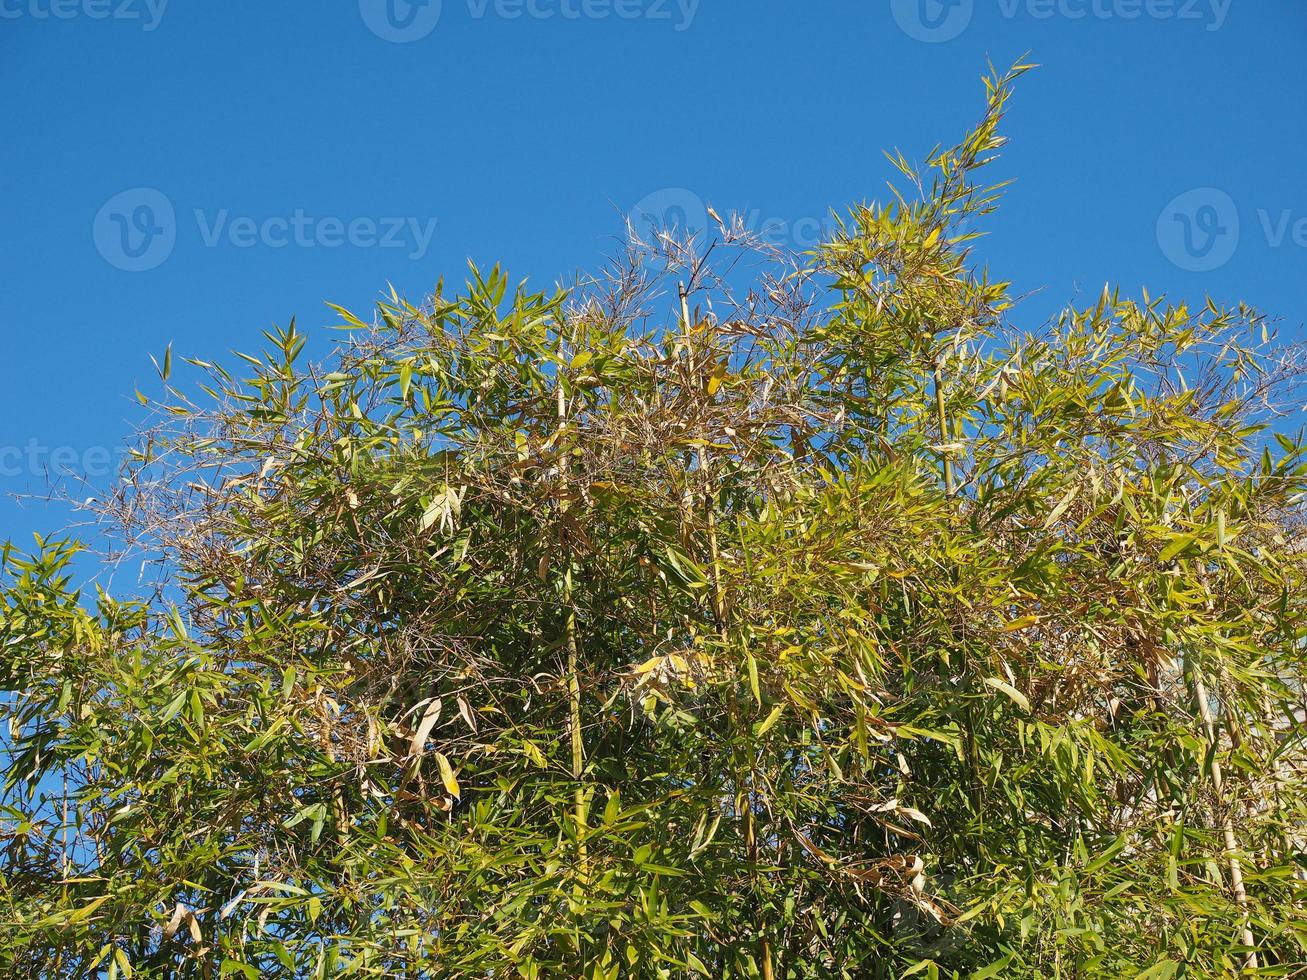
[522,740,547,769]
[1133,961,1178,980]
[972,954,1014,979]
[745,650,761,706]
[1159,533,1198,563]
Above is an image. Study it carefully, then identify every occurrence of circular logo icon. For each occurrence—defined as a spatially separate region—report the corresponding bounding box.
[891,0,974,42]
[1156,188,1239,273]
[359,0,443,42]
[627,187,708,244]
[93,188,176,272]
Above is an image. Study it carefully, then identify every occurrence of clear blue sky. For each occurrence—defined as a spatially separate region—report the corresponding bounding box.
[3,1,1306,549]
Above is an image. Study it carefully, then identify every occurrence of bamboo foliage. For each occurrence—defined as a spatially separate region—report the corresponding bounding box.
[2,65,1305,978]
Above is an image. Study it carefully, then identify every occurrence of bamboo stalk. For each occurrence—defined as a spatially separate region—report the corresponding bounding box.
[683,283,773,980]
[317,691,349,851]
[1189,662,1258,969]
[933,356,955,498]
[682,284,725,629]
[934,347,983,801]
[557,377,588,879]
[1188,564,1259,969]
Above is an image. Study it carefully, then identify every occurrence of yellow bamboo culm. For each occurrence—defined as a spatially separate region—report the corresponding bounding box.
[933,356,955,498]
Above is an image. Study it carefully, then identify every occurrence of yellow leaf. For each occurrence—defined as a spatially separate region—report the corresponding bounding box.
[521,740,547,769]
[1002,615,1039,632]
[754,705,784,737]
[435,751,460,798]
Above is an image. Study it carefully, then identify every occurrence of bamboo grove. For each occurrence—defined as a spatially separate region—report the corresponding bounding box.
[2,66,1306,977]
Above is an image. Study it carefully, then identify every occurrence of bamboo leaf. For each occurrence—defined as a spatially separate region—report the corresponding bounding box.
[754,705,784,737]
[435,751,460,798]
[409,698,443,758]
[983,677,1031,713]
